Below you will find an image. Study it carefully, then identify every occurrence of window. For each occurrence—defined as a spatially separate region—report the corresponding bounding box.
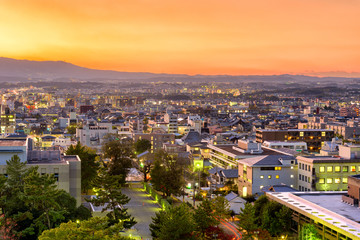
[322,131,326,137]
[334,178,340,184]
[327,166,333,173]
[335,166,341,172]
[343,166,348,172]
[291,175,294,178]
[260,175,264,179]
[299,174,302,180]
[319,178,325,184]
[319,167,325,173]
[351,166,356,172]
[268,175,272,179]
[54,173,59,182]
[275,167,282,171]
[300,132,304,137]
[326,178,333,184]
[343,178,348,183]
[276,175,279,179]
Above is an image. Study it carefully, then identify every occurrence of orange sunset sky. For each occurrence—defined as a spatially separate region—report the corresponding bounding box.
[0,0,359,76]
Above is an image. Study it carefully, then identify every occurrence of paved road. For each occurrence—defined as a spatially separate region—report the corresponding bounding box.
[122,185,161,240]
[219,219,242,240]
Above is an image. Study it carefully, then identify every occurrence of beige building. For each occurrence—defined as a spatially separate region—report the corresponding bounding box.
[0,138,82,206]
[297,145,360,192]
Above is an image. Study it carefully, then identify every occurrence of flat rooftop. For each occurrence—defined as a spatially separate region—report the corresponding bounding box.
[267,191,360,239]
[0,139,26,146]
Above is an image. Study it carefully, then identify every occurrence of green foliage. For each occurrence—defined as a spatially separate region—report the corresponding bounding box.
[238,196,292,237]
[149,210,167,238]
[211,196,230,219]
[157,204,195,240]
[134,139,151,154]
[0,155,89,240]
[150,199,231,239]
[102,134,134,184]
[238,203,258,233]
[66,124,77,135]
[88,171,136,228]
[299,224,321,240]
[66,142,100,193]
[150,150,184,197]
[39,217,133,240]
[193,199,219,234]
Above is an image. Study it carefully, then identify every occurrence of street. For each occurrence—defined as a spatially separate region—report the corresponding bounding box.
[122,184,161,240]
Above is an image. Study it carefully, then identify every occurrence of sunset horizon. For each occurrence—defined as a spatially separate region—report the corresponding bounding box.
[1,0,359,76]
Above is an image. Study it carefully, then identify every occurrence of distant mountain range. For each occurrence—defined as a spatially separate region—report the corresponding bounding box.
[0,57,358,83]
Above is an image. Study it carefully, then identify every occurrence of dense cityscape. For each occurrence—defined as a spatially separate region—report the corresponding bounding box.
[0,69,359,239]
[1,0,360,239]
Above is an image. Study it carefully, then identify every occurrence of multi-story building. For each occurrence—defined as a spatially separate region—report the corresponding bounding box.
[0,105,15,134]
[238,154,297,197]
[267,190,360,240]
[76,121,117,151]
[164,113,178,134]
[256,129,334,152]
[208,139,279,169]
[297,145,360,192]
[133,132,175,153]
[0,138,81,206]
[262,141,307,152]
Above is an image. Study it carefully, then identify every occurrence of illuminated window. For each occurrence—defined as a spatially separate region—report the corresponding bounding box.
[319,178,325,184]
[351,166,356,172]
[334,178,340,184]
[321,132,326,137]
[343,166,348,172]
[300,132,304,137]
[343,178,348,183]
[275,167,282,171]
[268,175,272,179]
[327,166,333,172]
[260,175,264,179]
[319,167,325,173]
[326,178,333,184]
[276,175,279,179]
[335,166,341,172]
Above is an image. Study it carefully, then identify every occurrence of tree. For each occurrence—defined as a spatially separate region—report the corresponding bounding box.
[39,217,132,240]
[211,196,230,220]
[66,124,77,135]
[238,203,258,234]
[134,139,151,155]
[102,134,134,184]
[299,224,321,240]
[22,168,66,234]
[193,199,219,236]
[156,204,196,240]
[150,150,185,197]
[66,142,99,193]
[88,172,136,228]
[0,155,90,240]
[149,210,167,238]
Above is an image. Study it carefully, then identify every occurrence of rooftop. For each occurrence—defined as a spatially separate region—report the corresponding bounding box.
[0,139,27,147]
[267,191,360,239]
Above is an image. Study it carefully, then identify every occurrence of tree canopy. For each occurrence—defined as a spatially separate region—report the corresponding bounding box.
[238,196,292,238]
[39,217,132,240]
[66,142,100,193]
[150,150,185,197]
[0,155,91,240]
[102,134,134,185]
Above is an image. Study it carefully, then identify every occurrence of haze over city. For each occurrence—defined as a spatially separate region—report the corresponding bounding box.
[1,1,360,240]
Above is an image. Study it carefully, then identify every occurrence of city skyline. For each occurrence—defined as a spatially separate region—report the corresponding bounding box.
[1,0,360,76]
